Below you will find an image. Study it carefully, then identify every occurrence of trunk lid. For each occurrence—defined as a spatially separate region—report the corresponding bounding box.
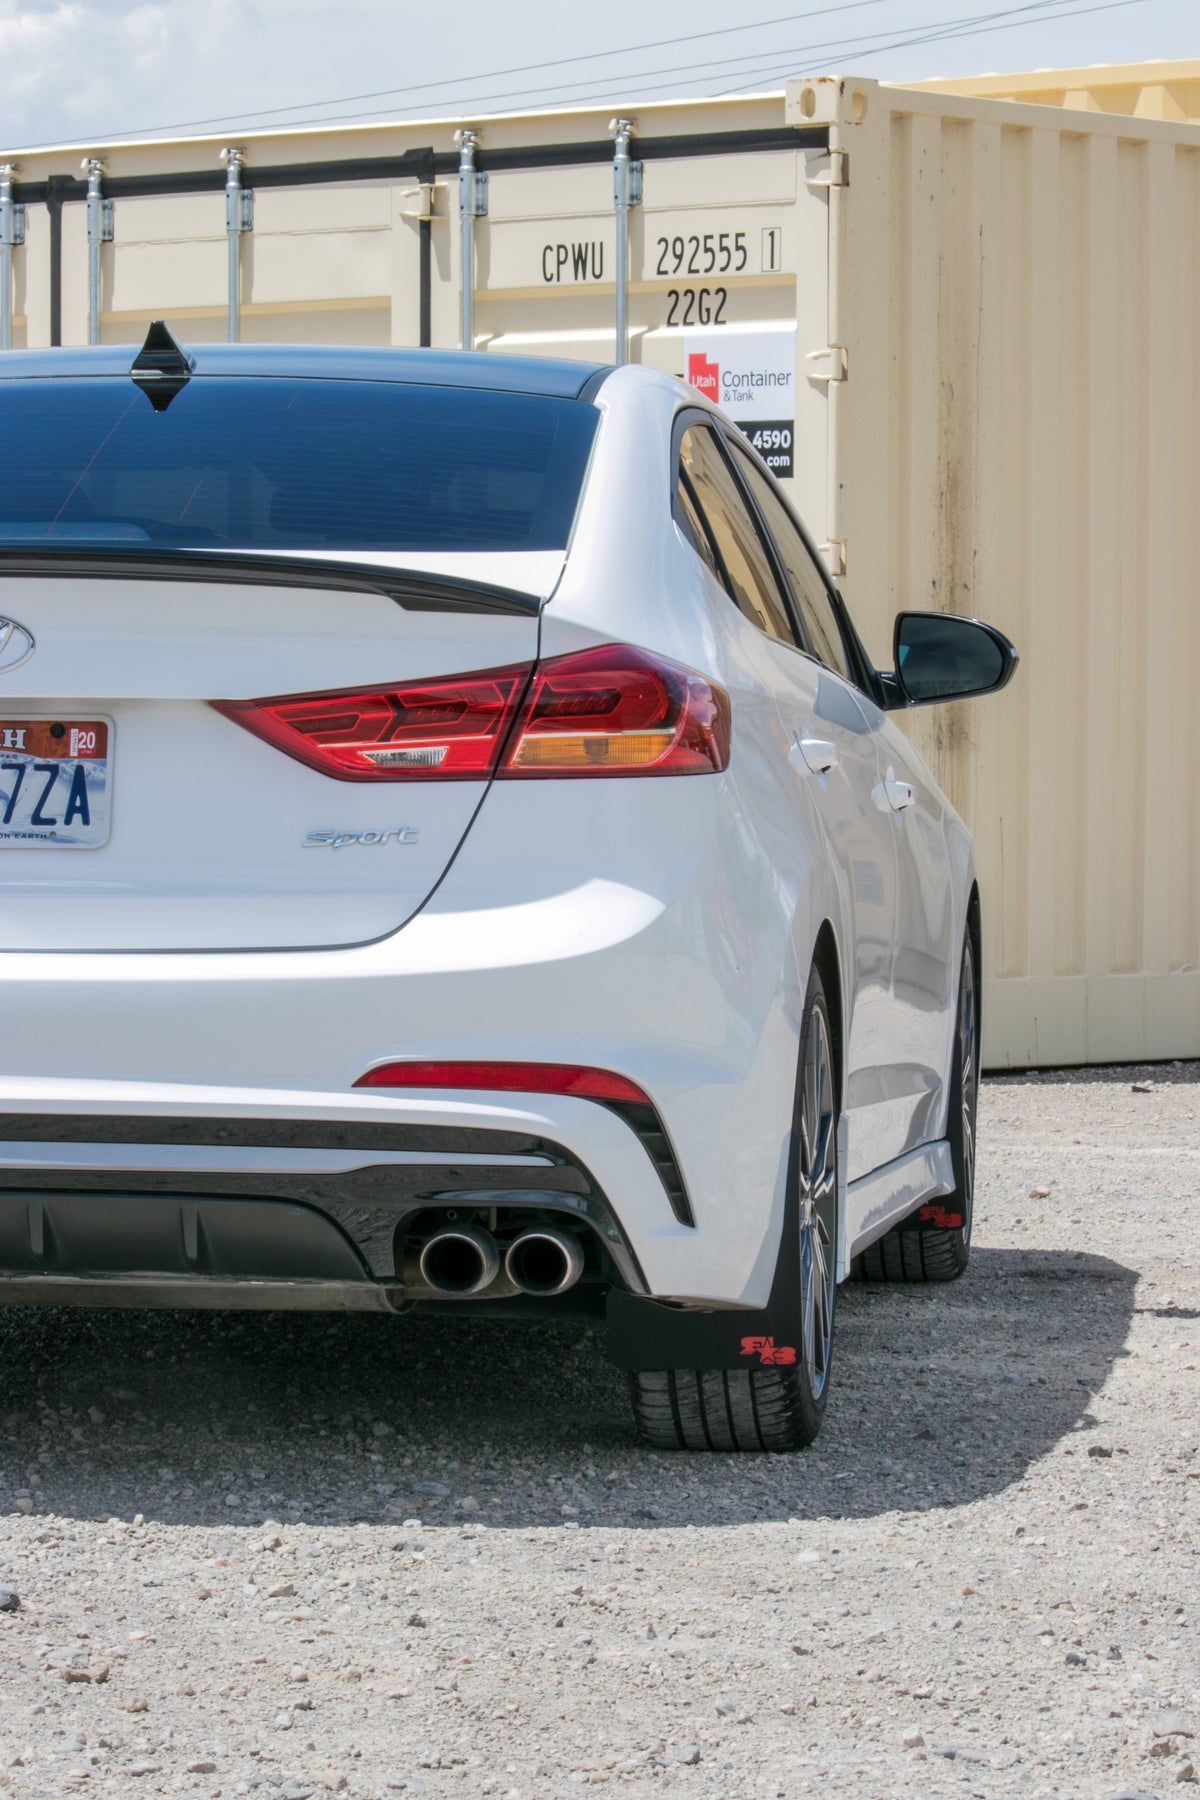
[0,555,552,950]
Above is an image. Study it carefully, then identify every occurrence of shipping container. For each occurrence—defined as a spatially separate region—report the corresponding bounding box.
[2,68,1198,1069]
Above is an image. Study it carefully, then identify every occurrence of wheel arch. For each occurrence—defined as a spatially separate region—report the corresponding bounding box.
[810,918,845,1101]
[966,880,982,1049]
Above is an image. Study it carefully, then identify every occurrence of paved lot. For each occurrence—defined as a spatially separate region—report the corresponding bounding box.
[1,1064,1197,1798]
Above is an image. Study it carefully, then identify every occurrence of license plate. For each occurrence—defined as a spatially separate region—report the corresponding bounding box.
[0,718,112,850]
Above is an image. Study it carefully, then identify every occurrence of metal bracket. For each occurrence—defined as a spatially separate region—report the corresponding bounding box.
[237,188,254,232]
[805,344,848,384]
[1,202,25,248]
[819,539,847,577]
[88,198,115,245]
[805,149,848,190]
[396,182,436,221]
[615,160,643,208]
[465,170,488,218]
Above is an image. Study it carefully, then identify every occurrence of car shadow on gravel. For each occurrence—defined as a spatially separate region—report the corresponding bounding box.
[0,1245,1137,1530]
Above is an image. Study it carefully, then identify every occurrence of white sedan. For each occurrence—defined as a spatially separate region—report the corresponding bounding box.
[0,328,1016,1451]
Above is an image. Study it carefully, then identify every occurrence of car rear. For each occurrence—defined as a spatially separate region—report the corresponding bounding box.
[0,343,802,1333]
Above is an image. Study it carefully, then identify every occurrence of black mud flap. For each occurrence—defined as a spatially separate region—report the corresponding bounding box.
[606,1145,803,1373]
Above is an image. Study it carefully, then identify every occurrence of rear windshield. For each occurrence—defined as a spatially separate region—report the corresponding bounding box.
[0,376,599,553]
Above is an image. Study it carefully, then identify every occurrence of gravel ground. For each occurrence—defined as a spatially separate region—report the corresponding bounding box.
[0,1063,1197,1800]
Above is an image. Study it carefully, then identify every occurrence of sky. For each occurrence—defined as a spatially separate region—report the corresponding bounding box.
[0,0,1196,154]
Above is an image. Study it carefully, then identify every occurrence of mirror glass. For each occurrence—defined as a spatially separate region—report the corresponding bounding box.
[895,613,1008,704]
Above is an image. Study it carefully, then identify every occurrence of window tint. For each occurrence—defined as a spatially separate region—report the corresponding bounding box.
[729,441,852,681]
[0,378,599,553]
[678,425,797,647]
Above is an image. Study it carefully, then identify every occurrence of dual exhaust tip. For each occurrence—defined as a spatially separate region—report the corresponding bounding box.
[418,1223,584,1299]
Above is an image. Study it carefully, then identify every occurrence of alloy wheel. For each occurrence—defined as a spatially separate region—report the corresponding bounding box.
[799,1003,837,1400]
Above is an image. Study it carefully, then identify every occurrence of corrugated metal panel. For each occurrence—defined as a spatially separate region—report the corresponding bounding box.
[799,76,1200,1066]
[913,58,1200,123]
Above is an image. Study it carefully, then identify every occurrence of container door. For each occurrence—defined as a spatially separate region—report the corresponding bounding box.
[470,144,833,543]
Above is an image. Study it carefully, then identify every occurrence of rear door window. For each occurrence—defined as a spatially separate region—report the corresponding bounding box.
[677,423,798,648]
[727,439,853,681]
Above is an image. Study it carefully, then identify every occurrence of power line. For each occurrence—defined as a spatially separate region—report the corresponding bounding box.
[6,0,1149,154]
[204,0,1124,133]
[717,0,1143,90]
[63,0,902,143]
[256,0,1077,124]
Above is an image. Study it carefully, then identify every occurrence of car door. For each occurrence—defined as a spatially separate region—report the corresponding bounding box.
[675,419,903,1184]
[726,435,958,1162]
[871,708,960,1152]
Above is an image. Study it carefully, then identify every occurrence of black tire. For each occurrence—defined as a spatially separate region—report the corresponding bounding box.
[854,929,979,1285]
[628,964,838,1452]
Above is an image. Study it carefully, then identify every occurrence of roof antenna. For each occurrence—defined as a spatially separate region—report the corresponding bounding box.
[131,320,194,412]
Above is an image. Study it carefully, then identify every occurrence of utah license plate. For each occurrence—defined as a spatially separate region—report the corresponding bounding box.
[0,719,112,850]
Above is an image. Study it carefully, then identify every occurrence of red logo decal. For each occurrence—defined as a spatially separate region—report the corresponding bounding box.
[687,352,719,401]
[740,1335,797,1366]
[918,1204,963,1228]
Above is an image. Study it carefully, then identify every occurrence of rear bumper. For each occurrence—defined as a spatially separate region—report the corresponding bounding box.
[0,1108,644,1308]
[0,779,812,1307]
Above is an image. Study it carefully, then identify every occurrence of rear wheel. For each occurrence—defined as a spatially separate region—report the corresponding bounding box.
[854,929,979,1284]
[628,964,838,1452]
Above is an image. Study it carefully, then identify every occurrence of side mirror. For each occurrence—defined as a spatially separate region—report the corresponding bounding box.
[886,611,1018,708]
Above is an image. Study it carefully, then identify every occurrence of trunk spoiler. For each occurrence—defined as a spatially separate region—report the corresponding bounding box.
[0,548,541,616]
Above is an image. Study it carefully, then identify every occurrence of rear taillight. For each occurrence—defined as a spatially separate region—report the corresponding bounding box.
[215,645,729,781]
[213,666,530,782]
[353,1060,652,1104]
[501,644,730,778]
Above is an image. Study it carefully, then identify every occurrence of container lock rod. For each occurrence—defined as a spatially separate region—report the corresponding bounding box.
[220,148,254,343]
[610,118,642,368]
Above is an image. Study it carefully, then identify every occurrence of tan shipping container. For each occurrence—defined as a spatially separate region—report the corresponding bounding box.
[2,69,1198,1069]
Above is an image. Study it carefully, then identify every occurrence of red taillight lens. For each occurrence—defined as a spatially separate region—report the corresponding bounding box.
[213,666,531,781]
[500,644,730,777]
[353,1060,652,1105]
[214,646,729,781]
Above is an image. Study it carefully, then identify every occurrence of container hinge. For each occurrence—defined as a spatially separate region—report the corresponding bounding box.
[88,198,115,245]
[819,540,847,577]
[615,160,644,208]
[805,345,848,384]
[0,202,24,248]
[465,170,488,218]
[805,149,848,190]
[396,182,436,221]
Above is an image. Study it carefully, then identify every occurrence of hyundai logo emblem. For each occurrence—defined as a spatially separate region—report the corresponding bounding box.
[0,618,35,675]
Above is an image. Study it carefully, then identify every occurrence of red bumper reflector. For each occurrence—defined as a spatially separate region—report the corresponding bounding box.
[353,1060,652,1106]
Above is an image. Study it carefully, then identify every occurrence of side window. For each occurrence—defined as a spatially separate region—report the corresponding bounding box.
[678,424,798,648]
[728,441,853,682]
[675,473,721,582]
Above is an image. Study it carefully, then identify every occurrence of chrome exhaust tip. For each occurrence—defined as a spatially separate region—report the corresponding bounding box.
[418,1225,500,1296]
[504,1226,585,1298]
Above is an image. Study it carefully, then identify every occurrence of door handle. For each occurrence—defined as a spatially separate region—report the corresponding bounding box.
[884,776,915,812]
[790,737,839,777]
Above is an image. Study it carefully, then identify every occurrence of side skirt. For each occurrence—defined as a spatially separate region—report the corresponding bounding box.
[844,1141,954,1262]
